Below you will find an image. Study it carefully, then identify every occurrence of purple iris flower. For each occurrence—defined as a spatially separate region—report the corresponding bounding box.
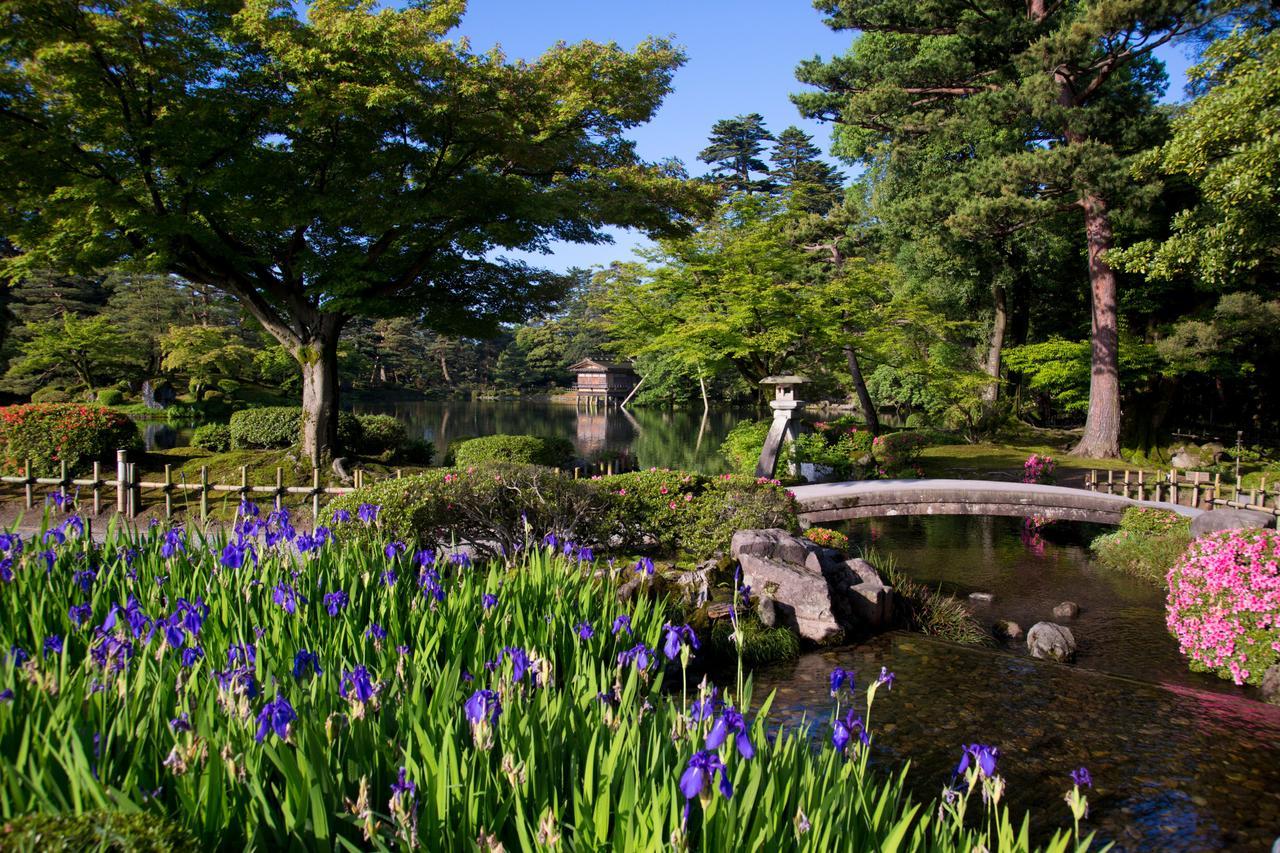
[383,541,405,560]
[38,549,56,572]
[72,569,96,592]
[575,546,594,563]
[463,689,501,725]
[617,643,653,671]
[1071,767,1093,788]
[542,533,559,549]
[69,602,93,626]
[170,712,191,732]
[481,593,498,610]
[0,558,11,583]
[272,583,305,615]
[419,569,445,602]
[662,624,699,660]
[324,590,349,616]
[43,527,65,546]
[357,503,380,525]
[228,643,256,666]
[293,649,322,679]
[575,622,594,640]
[0,688,12,702]
[832,710,869,754]
[705,707,754,759]
[0,532,23,554]
[160,529,185,559]
[9,645,29,666]
[679,750,732,813]
[339,665,377,703]
[181,647,204,668]
[382,569,397,587]
[635,557,654,576]
[956,743,1000,778]
[366,623,386,642]
[331,508,352,524]
[415,550,437,567]
[213,666,258,699]
[876,666,895,690]
[162,621,186,649]
[43,635,63,657]
[689,690,722,723]
[611,615,632,635]
[500,647,533,683]
[390,766,416,806]
[450,551,471,568]
[239,499,260,518]
[830,667,851,696]
[255,695,297,742]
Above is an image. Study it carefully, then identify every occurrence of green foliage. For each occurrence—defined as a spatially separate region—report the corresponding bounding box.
[0,403,139,476]
[0,810,197,852]
[355,414,408,458]
[1090,507,1192,586]
[95,388,125,406]
[705,614,801,666]
[228,408,360,452]
[190,424,232,453]
[871,431,934,477]
[803,527,850,551]
[698,113,776,193]
[28,388,71,404]
[4,314,143,394]
[398,438,435,467]
[1004,339,1161,418]
[159,325,253,401]
[451,434,574,468]
[1119,507,1191,537]
[719,420,772,475]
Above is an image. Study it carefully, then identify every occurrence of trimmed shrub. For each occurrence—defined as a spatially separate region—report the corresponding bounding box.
[0,810,198,852]
[30,388,72,404]
[356,414,408,457]
[1166,528,1280,686]
[0,403,139,476]
[451,434,574,468]
[229,407,360,451]
[1090,507,1192,585]
[719,420,771,475]
[190,423,232,453]
[327,465,798,559]
[871,430,933,477]
[95,388,125,406]
[804,527,850,551]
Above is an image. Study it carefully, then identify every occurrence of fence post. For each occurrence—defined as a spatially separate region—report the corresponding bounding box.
[23,458,33,510]
[200,466,209,523]
[127,462,139,517]
[240,465,249,505]
[93,461,102,516]
[1213,473,1221,506]
[1106,469,1113,495]
[164,464,173,519]
[1122,469,1131,499]
[312,467,321,522]
[275,467,284,510]
[116,449,128,515]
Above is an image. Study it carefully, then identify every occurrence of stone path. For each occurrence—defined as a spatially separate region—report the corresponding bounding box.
[791,478,1199,525]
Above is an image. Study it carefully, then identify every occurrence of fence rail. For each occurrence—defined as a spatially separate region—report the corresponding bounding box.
[0,450,641,522]
[1085,467,1280,517]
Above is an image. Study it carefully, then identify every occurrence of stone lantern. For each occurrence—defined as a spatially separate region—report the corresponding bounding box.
[755,375,807,478]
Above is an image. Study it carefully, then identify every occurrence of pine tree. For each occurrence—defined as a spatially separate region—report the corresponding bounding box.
[769,127,845,214]
[697,114,776,193]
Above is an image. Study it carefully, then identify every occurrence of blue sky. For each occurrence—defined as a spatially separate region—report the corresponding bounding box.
[455,1,1196,272]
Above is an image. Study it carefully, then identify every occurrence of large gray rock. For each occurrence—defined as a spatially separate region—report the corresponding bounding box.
[1261,665,1280,706]
[730,528,811,566]
[1027,622,1076,662]
[1190,509,1274,538]
[737,553,843,644]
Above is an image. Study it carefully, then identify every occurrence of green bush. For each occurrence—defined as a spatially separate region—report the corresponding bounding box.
[451,434,574,468]
[704,613,801,666]
[95,388,125,406]
[719,420,771,475]
[328,465,798,558]
[0,810,198,852]
[229,407,360,452]
[1091,508,1192,586]
[0,403,140,477]
[1117,506,1191,536]
[190,423,232,453]
[871,430,934,477]
[29,388,72,404]
[355,414,408,456]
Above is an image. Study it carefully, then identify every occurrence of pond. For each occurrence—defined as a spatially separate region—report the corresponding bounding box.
[749,516,1280,852]
[355,399,760,473]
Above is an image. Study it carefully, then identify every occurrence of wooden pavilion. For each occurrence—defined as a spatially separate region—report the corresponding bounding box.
[568,358,639,408]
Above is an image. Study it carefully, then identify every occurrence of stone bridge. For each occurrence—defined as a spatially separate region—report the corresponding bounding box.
[791,478,1200,526]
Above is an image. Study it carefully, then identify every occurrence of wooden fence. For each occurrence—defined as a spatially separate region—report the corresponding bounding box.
[0,450,641,522]
[1085,467,1280,516]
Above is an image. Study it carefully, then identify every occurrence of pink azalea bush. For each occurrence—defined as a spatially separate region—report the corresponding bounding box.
[1166,529,1280,685]
[1022,453,1056,485]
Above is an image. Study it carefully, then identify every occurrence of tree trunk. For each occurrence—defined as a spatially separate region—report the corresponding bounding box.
[438,351,452,384]
[980,282,1007,403]
[298,315,345,466]
[1071,192,1122,458]
[843,342,880,436]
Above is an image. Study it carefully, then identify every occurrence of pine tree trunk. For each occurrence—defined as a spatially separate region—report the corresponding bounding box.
[438,352,452,384]
[1071,192,1122,458]
[298,316,344,466]
[843,342,880,436]
[980,283,1007,403]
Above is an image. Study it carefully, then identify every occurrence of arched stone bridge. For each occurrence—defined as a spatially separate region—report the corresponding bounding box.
[791,478,1200,526]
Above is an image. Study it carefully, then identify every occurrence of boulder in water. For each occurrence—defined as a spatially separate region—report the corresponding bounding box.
[1027,622,1076,662]
[993,620,1023,641]
[1261,665,1280,706]
[1053,601,1079,619]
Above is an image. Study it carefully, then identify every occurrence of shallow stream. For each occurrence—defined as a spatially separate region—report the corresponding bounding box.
[749,516,1280,851]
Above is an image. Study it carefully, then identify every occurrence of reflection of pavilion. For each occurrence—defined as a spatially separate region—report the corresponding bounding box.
[574,406,638,461]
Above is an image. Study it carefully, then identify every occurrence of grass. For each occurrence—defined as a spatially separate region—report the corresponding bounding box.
[860,548,994,647]
[0,514,1097,851]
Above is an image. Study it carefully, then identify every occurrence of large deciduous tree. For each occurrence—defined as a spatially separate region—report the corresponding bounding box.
[794,0,1229,457]
[0,0,707,462]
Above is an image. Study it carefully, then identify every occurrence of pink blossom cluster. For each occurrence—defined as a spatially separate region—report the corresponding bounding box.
[1022,454,1056,485]
[1165,529,1280,685]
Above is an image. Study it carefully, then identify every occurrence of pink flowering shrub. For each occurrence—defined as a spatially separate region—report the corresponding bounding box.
[1166,529,1280,685]
[1022,453,1056,485]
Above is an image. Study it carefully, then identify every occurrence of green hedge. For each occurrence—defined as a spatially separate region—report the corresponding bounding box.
[1090,507,1192,586]
[95,388,125,406]
[190,423,232,453]
[327,464,797,558]
[0,810,197,852]
[451,434,575,468]
[29,388,72,404]
[0,403,140,477]
[228,407,361,452]
[356,413,408,457]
